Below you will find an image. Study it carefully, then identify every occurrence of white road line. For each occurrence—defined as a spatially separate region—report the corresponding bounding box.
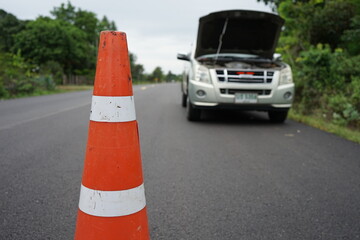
[0,102,90,131]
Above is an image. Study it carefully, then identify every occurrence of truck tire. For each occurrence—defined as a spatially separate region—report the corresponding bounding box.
[268,110,288,123]
[187,98,201,121]
[182,93,187,107]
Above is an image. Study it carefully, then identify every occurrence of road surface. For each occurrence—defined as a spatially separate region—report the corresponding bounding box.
[0,83,359,239]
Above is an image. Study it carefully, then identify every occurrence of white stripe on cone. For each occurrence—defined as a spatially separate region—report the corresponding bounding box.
[78,183,146,217]
[90,96,136,122]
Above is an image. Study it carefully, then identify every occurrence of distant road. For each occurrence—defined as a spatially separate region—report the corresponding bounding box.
[0,83,359,239]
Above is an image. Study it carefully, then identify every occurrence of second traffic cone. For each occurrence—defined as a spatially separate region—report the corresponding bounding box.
[74,31,150,240]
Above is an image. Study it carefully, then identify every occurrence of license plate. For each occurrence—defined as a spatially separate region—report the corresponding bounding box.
[235,93,258,103]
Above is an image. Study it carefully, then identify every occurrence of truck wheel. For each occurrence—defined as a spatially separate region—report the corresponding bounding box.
[187,98,201,121]
[268,110,288,123]
[182,93,187,107]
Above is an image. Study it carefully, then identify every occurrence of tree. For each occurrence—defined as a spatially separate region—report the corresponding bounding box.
[0,9,25,51]
[129,53,145,82]
[50,2,117,69]
[257,0,312,10]
[150,67,164,82]
[0,51,36,97]
[275,0,358,64]
[73,9,99,61]
[50,1,76,24]
[308,1,355,49]
[97,16,117,32]
[341,16,360,55]
[74,9,98,43]
[12,17,90,82]
[51,2,100,59]
[2,2,119,87]
[132,64,145,82]
[166,71,178,82]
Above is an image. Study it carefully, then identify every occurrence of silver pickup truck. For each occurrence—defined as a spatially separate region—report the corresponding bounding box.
[177,10,294,122]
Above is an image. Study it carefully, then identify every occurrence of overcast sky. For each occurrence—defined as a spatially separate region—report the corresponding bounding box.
[2,0,273,74]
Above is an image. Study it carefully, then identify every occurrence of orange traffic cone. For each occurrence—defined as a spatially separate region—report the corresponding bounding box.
[74,31,150,240]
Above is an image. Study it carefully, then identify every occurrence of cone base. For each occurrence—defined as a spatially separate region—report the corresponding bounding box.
[74,207,150,240]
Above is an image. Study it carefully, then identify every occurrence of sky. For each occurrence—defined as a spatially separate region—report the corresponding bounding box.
[1,0,273,74]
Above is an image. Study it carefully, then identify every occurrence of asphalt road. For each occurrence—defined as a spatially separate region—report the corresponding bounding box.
[0,83,359,240]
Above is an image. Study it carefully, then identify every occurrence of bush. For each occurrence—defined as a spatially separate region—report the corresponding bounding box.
[294,44,334,112]
[0,77,9,98]
[293,44,360,128]
[39,61,63,85]
[328,94,359,127]
[33,75,56,91]
[0,51,34,97]
[341,16,360,56]
[0,51,58,98]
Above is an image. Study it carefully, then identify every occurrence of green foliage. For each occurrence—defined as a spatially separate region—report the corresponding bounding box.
[258,0,313,11]
[0,2,122,97]
[49,2,118,83]
[341,16,360,55]
[276,0,316,65]
[165,71,182,82]
[12,17,91,76]
[149,67,164,82]
[34,75,56,91]
[308,1,355,49]
[129,53,145,82]
[270,0,360,129]
[165,71,175,82]
[296,44,333,91]
[276,0,356,58]
[0,51,60,98]
[0,9,25,51]
[0,1,119,89]
[39,61,64,85]
[294,45,360,128]
[328,94,359,127]
[97,16,117,32]
[0,51,33,96]
[50,1,76,24]
[51,2,99,47]
[74,10,98,44]
[1,2,178,99]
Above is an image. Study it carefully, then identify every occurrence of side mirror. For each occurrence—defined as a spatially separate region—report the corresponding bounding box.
[273,53,282,62]
[177,53,190,61]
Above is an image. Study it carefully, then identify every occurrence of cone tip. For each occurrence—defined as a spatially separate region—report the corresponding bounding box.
[100,31,126,37]
[94,30,132,96]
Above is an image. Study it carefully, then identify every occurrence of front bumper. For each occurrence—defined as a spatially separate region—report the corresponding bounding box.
[188,79,294,111]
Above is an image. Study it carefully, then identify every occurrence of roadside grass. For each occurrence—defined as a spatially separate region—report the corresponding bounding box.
[56,85,93,92]
[289,110,360,144]
[0,85,93,100]
[0,81,167,100]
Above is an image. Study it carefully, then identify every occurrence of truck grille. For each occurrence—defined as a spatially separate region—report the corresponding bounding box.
[220,89,271,95]
[216,69,274,83]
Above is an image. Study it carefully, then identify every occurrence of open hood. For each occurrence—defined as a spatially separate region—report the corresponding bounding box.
[195,10,284,59]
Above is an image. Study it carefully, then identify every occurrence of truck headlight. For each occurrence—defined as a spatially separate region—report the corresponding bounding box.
[195,65,211,84]
[279,65,293,85]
